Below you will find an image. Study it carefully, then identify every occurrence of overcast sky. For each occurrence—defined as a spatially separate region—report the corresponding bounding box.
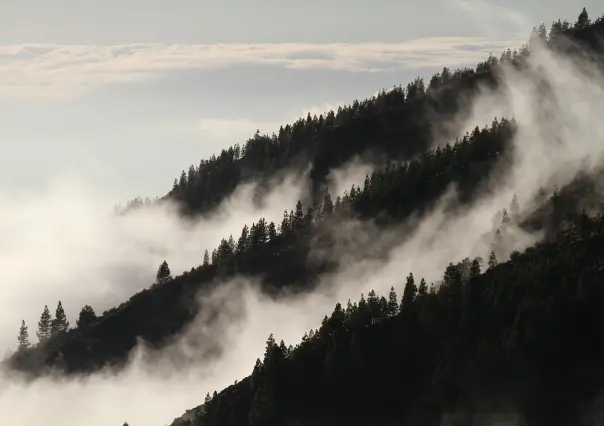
[0,0,600,202]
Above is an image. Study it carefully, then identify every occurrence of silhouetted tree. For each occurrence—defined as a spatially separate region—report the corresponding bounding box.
[76,305,97,329]
[488,251,498,269]
[36,305,52,342]
[51,301,69,335]
[156,260,172,285]
[575,7,591,31]
[400,273,417,314]
[17,320,30,350]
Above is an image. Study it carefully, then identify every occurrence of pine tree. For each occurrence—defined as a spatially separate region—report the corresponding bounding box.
[400,273,418,313]
[76,305,97,329]
[17,320,30,350]
[322,190,334,218]
[418,278,428,297]
[37,305,52,342]
[470,258,482,279]
[279,210,291,235]
[263,333,276,365]
[203,250,210,266]
[575,7,591,31]
[267,221,277,240]
[156,260,172,285]
[488,251,498,269]
[237,225,249,255]
[227,235,236,253]
[387,287,398,317]
[293,201,305,230]
[51,301,69,334]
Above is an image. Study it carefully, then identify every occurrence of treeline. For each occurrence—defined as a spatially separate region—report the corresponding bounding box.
[16,302,98,352]
[8,117,518,374]
[177,204,604,426]
[120,9,604,221]
[9,7,604,380]
[117,10,604,223]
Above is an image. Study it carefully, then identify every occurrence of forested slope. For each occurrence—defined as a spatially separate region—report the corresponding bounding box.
[165,10,604,426]
[7,14,604,426]
[175,209,604,426]
[10,117,519,375]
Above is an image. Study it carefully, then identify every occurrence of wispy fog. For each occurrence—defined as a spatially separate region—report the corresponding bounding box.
[2,32,604,426]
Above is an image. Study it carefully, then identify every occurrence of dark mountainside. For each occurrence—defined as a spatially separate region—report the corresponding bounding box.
[7,7,604,426]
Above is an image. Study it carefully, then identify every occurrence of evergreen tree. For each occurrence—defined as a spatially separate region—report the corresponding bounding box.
[322,190,334,218]
[37,305,52,342]
[268,221,277,240]
[263,333,276,365]
[467,259,479,280]
[418,278,428,297]
[156,260,172,285]
[227,235,236,253]
[400,273,418,314]
[387,286,398,317]
[76,305,97,329]
[51,301,69,334]
[293,201,305,230]
[203,250,210,266]
[17,320,30,350]
[575,7,591,31]
[237,225,249,255]
[279,210,291,235]
[488,250,498,269]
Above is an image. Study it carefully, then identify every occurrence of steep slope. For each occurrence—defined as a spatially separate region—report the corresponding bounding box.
[127,10,604,221]
[165,10,604,426]
[8,7,604,385]
[128,50,503,216]
[9,118,517,375]
[173,209,604,426]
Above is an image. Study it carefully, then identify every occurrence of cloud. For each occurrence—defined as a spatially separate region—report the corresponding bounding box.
[4,33,603,426]
[0,37,526,98]
[168,36,604,423]
[0,170,308,355]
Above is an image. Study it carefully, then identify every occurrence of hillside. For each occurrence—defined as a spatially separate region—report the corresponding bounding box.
[172,209,604,426]
[167,10,604,426]
[8,7,604,377]
[9,116,519,375]
[5,8,604,426]
[125,9,604,219]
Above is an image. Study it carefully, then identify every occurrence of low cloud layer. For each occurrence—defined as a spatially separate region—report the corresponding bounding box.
[1,37,525,98]
[2,32,604,426]
[0,171,308,355]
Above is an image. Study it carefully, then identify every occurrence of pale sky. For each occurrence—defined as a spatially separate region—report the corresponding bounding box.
[0,0,599,202]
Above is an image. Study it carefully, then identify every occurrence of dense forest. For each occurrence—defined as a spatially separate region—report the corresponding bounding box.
[6,7,604,426]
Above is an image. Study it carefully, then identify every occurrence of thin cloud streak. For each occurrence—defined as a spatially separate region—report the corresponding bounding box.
[1,37,525,98]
